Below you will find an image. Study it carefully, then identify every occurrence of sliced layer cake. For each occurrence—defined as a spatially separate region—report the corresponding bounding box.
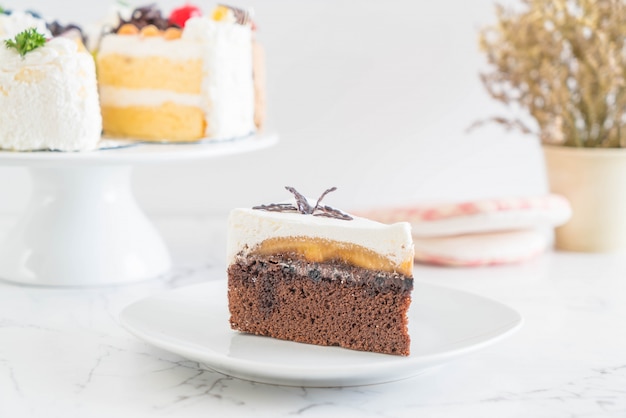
[96,4,256,142]
[227,187,415,356]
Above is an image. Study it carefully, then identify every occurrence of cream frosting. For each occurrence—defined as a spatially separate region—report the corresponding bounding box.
[97,36,203,60]
[99,86,203,107]
[97,16,255,140]
[0,37,102,151]
[0,11,51,40]
[183,17,255,139]
[227,205,414,269]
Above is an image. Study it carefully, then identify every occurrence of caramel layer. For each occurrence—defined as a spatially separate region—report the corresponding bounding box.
[252,237,413,277]
[97,55,203,94]
[102,103,206,141]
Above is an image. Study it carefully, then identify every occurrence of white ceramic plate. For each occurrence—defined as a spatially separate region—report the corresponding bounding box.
[119,280,522,387]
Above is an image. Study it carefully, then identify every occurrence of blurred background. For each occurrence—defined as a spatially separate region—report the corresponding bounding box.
[0,0,546,217]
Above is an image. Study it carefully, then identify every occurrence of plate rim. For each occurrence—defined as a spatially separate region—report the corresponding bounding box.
[119,279,523,386]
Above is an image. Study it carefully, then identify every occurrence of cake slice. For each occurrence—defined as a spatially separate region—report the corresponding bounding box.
[227,187,414,356]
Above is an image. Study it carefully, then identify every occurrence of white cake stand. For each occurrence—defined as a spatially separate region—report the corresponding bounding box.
[0,133,278,287]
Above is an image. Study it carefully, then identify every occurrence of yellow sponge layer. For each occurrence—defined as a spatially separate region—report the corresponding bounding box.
[97,55,203,94]
[102,103,206,141]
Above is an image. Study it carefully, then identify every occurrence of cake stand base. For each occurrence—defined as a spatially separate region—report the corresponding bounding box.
[0,133,277,287]
[0,165,170,287]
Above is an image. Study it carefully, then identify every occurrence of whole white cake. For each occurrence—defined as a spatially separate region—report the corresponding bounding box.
[0,33,102,151]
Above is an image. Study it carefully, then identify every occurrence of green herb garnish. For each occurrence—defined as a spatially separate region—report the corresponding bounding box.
[4,28,47,57]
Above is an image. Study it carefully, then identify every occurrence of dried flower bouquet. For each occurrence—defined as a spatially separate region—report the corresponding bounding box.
[478,0,626,148]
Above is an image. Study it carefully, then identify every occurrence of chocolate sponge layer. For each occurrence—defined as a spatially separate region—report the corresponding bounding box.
[227,253,413,356]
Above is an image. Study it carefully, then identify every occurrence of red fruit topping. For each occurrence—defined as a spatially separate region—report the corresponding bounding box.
[169,5,202,28]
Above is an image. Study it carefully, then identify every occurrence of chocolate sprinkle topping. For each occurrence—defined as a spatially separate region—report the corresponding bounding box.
[253,187,353,221]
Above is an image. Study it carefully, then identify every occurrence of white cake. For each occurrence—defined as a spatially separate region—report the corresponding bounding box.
[0,35,102,151]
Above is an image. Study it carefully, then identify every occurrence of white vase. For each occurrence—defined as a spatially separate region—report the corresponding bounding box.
[543,145,626,252]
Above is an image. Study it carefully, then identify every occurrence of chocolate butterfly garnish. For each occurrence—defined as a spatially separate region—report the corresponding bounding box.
[253,186,353,221]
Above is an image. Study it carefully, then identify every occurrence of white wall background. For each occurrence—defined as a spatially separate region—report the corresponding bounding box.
[0,0,547,217]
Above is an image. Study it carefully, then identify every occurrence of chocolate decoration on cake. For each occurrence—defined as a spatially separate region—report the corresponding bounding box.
[47,21,87,45]
[253,186,353,221]
[218,4,252,26]
[114,3,177,33]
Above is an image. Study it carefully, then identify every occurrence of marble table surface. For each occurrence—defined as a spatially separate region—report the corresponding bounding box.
[1,216,625,418]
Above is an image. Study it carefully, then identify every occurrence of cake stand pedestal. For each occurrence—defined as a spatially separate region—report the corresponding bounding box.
[0,134,277,287]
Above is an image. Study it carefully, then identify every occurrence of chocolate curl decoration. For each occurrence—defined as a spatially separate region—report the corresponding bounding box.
[114,3,175,32]
[253,187,353,221]
[286,186,314,214]
[47,21,87,44]
[219,4,252,25]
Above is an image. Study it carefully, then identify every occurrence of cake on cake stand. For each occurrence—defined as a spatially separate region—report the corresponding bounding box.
[0,133,277,287]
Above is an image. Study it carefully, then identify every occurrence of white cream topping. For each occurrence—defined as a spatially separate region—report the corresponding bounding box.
[0,36,76,70]
[0,11,51,40]
[98,35,203,60]
[227,205,414,268]
[99,86,203,107]
[183,17,255,139]
[0,38,102,151]
[98,16,255,140]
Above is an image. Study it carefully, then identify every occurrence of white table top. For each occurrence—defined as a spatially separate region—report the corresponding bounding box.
[1,216,625,418]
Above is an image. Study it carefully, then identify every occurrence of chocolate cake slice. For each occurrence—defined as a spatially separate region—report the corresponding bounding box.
[227,187,414,356]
